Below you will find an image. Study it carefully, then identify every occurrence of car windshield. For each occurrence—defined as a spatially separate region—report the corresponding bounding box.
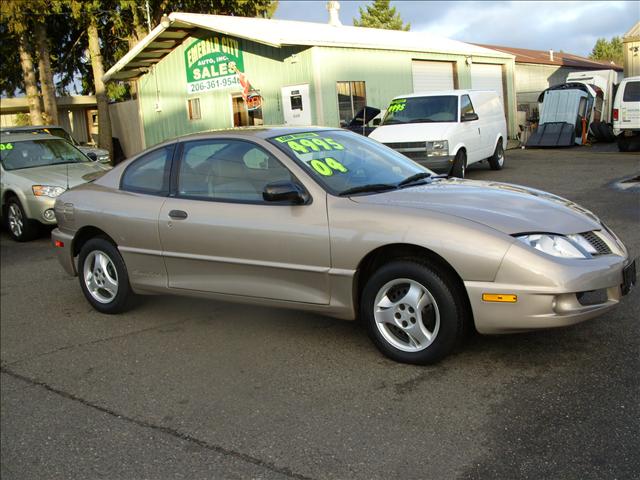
[41,127,77,145]
[268,130,431,195]
[0,138,90,171]
[382,96,458,125]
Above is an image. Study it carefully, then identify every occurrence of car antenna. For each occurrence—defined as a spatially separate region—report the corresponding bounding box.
[66,163,69,191]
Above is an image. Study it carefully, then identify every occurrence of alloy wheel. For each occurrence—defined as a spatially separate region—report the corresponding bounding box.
[373,278,440,352]
[83,250,119,304]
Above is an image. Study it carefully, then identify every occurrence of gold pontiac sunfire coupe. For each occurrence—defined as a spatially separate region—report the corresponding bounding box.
[52,128,636,364]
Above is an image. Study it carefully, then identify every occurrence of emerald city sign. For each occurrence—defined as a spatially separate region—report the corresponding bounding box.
[184,35,245,94]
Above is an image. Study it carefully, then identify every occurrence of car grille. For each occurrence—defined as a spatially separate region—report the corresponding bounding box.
[383,141,426,150]
[580,231,612,255]
[383,142,429,162]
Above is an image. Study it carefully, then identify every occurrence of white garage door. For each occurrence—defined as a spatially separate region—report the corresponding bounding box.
[412,61,455,93]
[471,63,505,110]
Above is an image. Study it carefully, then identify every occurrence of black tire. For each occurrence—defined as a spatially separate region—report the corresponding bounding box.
[488,140,505,170]
[78,236,133,314]
[360,259,465,365]
[450,149,467,178]
[4,197,39,242]
[617,135,630,152]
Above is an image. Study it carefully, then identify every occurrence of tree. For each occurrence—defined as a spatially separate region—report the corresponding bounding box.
[353,0,409,31]
[589,36,623,65]
[35,19,58,124]
[68,0,113,158]
[1,1,43,124]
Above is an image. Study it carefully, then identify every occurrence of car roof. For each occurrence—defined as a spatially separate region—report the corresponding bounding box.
[154,126,342,145]
[392,90,499,100]
[0,132,58,142]
[0,125,66,132]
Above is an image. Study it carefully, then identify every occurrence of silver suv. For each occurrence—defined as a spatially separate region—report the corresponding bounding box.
[0,125,110,163]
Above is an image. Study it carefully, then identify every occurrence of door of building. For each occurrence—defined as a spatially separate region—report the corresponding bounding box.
[232,95,264,127]
[412,61,455,93]
[470,63,505,111]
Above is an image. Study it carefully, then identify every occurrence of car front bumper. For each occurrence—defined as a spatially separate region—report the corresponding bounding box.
[23,194,57,225]
[51,228,77,276]
[465,241,635,334]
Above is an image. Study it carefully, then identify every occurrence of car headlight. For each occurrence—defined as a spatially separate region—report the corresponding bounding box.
[97,154,110,163]
[426,140,449,157]
[516,233,590,259]
[32,185,66,198]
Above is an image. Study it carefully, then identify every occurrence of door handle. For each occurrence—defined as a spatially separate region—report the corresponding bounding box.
[168,209,188,219]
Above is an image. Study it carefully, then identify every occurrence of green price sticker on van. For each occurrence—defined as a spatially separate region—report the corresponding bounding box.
[0,143,14,150]
[387,98,406,113]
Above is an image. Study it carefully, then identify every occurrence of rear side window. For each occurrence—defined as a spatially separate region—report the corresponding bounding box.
[121,145,174,195]
[460,95,475,116]
[623,81,640,102]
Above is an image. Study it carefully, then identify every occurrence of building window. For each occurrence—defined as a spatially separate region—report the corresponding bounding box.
[336,81,366,127]
[188,98,201,120]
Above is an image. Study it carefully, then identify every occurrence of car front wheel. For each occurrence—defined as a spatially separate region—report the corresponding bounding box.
[488,140,505,170]
[361,260,464,364]
[450,150,467,178]
[5,197,38,242]
[78,237,133,314]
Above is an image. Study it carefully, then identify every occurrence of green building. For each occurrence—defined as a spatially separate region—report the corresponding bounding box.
[104,12,517,149]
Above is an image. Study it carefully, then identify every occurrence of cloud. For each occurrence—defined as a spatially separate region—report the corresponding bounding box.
[274,0,639,57]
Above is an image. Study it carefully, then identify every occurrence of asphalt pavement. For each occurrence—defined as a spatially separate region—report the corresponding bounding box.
[1,146,639,480]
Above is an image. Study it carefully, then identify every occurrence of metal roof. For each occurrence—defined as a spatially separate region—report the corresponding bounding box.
[104,12,513,82]
[476,44,623,71]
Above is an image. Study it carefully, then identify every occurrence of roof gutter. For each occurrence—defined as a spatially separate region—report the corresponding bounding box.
[103,22,170,82]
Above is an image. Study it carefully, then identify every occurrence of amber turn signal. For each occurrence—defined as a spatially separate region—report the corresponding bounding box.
[482,293,517,303]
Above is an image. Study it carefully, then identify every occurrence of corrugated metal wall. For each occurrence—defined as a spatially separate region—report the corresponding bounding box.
[138,33,314,147]
[139,33,517,147]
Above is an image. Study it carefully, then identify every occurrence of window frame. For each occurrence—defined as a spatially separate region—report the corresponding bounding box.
[187,98,202,120]
[119,143,176,197]
[169,137,311,206]
[459,94,475,120]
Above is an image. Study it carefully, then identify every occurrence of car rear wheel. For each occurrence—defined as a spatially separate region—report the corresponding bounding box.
[361,260,464,364]
[488,140,505,170]
[5,197,38,242]
[450,150,467,178]
[78,237,133,314]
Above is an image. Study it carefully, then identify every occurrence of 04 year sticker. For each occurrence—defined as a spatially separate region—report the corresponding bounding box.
[308,157,348,176]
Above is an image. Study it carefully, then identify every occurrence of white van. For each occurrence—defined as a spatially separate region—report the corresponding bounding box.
[369,90,507,178]
[612,76,640,152]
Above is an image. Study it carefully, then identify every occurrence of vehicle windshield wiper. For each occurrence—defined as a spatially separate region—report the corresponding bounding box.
[408,118,436,123]
[397,172,433,187]
[338,183,397,196]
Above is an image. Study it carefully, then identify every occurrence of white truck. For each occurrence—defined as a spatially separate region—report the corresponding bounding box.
[369,90,507,178]
[612,75,640,151]
[565,69,623,141]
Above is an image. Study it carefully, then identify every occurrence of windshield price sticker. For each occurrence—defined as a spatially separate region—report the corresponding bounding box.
[387,98,407,113]
[308,157,348,176]
[0,143,13,150]
[275,133,345,156]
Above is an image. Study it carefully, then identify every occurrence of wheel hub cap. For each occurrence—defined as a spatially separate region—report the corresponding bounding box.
[8,204,23,237]
[83,251,119,304]
[374,278,440,353]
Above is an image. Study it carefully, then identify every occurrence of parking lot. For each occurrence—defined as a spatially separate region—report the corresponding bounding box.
[1,146,639,480]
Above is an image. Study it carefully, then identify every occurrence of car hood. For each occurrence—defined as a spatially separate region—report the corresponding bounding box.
[369,122,456,143]
[77,146,108,155]
[351,179,602,235]
[12,162,111,189]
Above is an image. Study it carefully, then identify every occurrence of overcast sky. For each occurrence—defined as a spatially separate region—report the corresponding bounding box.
[273,1,639,57]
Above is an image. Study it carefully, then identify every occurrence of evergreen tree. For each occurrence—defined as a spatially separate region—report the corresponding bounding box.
[589,36,623,65]
[353,0,409,31]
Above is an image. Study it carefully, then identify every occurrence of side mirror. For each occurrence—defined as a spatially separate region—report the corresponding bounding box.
[263,180,309,204]
[372,118,381,126]
[86,152,98,161]
[461,112,479,122]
